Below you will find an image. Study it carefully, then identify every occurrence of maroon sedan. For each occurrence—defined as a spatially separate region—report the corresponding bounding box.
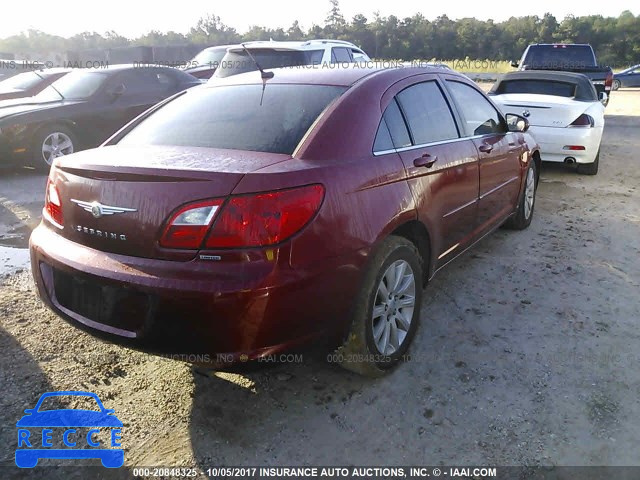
[30,66,540,376]
[0,68,71,101]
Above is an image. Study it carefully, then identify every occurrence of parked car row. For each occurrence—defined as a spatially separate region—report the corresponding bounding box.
[184,40,371,79]
[2,38,615,376]
[0,40,372,169]
[0,65,201,168]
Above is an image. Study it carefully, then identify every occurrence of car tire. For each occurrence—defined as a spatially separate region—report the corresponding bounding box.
[335,235,423,377]
[31,124,77,170]
[505,160,537,230]
[577,150,599,176]
[612,79,620,91]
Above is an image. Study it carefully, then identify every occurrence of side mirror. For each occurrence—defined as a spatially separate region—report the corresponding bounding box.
[599,91,608,106]
[109,83,126,99]
[505,113,529,133]
[511,60,519,68]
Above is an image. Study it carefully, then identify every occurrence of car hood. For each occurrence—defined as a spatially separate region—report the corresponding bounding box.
[16,410,123,428]
[0,99,81,123]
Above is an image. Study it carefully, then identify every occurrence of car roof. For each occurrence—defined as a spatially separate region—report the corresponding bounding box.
[207,64,461,88]
[199,45,238,52]
[229,39,359,52]
[90,63,177,72]
[36,67,73,75]
[528,43,592,47]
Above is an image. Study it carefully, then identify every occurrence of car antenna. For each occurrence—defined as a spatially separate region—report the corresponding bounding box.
[240,43,273,106]
[240,43,274,80]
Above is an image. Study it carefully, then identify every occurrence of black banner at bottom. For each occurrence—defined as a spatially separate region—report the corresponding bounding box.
[3,465,640,479]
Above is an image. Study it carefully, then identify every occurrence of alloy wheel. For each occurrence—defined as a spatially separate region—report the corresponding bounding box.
[371,259,416,355]
[42,132,74,165]
[524,166,535,220]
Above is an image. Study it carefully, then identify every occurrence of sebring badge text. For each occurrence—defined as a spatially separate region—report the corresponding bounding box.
[75,225,127,241]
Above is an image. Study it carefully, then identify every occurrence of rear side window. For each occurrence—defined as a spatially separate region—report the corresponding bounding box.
[155,71,176,87]
[396,81,459,145]
[373,119,394,152]
[446,81,505,136]
[306,50,324,64]
[381,99,411,149]
[118,84,346,155]
[112,70,165,95]
[331,47,353,63]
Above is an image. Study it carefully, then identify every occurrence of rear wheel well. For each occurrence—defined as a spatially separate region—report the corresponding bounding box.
[391,221,431,283]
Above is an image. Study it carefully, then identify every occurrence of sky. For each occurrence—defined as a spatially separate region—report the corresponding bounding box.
[2,0,637,39]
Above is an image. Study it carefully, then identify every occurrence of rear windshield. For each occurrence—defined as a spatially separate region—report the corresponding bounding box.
[215,49,324,78]
[495,80,577,97]
[191,48,227,67]
[523,45,595,68]
[118,84,346,155]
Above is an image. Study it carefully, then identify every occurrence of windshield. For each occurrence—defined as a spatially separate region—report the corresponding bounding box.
[524,45,596,68]
[119,84,346,155]
[214,49,324,78]
[496,80,577,97]
[35,71,109,101]
[192,48,228,67]
[0,71,44,92]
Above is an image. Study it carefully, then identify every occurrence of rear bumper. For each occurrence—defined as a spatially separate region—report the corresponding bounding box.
[529,125,603,164]
[30,224,364,364]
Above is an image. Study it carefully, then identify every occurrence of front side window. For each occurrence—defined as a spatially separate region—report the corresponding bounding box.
[118,84,346,155]
[396,81,459,145]
[446,80,505,136]
[35,71,108,101]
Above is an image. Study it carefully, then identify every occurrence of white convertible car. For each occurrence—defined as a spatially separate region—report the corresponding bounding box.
[489,71,606,175]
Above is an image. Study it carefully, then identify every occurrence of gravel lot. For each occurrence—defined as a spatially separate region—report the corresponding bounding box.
[1,89,639,478]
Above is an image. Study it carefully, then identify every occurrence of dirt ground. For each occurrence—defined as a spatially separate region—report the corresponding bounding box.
[1,89,639,478]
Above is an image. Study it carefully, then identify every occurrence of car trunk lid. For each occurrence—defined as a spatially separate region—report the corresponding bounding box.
[493,93,589,128]
[51,145,291,260]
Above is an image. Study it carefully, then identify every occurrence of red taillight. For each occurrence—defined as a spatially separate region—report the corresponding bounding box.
[569,114,594,127]
[159,199,223,249]
[563,145,586,151]
[605,71,613,91]
[160,185,325,250]
[44,179,64,227]
[205,184,325,248]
